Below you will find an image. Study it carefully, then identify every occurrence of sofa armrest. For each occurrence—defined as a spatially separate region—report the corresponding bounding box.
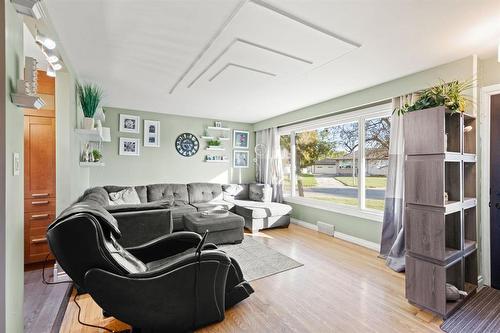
[126,231,202,263]
[111,209,172,248]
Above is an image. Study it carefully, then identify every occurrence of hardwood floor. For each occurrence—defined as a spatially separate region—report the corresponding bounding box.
[59,224,443,332]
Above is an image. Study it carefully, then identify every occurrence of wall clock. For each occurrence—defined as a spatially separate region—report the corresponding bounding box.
[175,133,199,157]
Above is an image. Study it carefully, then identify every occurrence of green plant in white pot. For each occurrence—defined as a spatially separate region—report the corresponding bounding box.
[78,83,103,129]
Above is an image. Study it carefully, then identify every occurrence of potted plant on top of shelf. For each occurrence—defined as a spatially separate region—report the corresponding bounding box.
[78,82,103,129]
[208,139,221,149]
[394,79,473,116]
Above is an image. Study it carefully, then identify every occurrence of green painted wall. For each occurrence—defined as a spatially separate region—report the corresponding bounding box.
[479,55,500,88]
[289,202,382,244]
[3,1,24,331]
[56,71,89,213]
[89,107,255,187]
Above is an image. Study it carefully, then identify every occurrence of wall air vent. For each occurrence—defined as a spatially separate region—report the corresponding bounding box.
[11,0,44,20]
[317,221,335,236]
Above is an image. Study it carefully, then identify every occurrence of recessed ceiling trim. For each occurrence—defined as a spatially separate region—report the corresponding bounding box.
[187,38,313,88]
[168,0,249,94]
[169,0,360,94]
[208,63,277,82]
[250,0,361,48]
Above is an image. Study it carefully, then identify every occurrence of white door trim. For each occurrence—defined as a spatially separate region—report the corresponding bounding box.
[479,84,500,287]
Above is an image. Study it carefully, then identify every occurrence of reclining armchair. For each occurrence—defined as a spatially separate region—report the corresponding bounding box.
[47,202,253,332]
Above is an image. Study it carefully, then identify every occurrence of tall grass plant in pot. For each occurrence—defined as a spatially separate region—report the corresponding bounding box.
[78,83,103,129]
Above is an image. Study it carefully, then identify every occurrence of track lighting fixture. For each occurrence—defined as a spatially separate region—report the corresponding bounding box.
[36,31,56,50]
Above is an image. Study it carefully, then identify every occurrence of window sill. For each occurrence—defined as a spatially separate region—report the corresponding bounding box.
[284,196,384,223]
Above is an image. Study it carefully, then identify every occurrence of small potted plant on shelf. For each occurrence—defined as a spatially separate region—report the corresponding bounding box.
[92,149,103,163]
[394,79,473,116]
[78,82,103,129]
[208,139,221,149]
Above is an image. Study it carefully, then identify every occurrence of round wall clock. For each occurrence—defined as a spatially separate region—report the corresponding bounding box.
[175,133,199,157]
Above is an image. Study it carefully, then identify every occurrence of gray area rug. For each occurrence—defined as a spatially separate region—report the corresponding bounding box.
[218,236,303,281]
[441,287,500,333]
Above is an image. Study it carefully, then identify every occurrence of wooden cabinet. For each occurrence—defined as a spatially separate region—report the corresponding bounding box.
[404,106,478,318]
[24,70,56,264]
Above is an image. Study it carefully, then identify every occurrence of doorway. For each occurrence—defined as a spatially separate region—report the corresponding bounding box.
[490,93,500,288]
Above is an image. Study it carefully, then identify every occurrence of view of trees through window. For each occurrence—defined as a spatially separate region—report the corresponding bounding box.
[280,115,390,212]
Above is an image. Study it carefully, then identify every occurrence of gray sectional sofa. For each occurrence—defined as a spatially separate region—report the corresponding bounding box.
[78,182,291,246]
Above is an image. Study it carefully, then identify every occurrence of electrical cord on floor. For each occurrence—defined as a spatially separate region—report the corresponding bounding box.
[41,254,72,285]
[41,254,119,333]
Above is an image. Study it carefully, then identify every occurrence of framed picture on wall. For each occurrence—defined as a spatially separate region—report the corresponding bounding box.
[119,114,140,133]
[233,130,249,149]
[233,150,249,168]
[144,120,160,147]
[119,137,140,156]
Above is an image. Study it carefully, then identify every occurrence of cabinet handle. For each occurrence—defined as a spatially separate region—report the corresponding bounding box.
[32,237,47,244]
[32,193,49,198]
[31,201,49,205]
[31,214,49,219]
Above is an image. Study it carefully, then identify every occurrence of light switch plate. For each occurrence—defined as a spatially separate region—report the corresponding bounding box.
[13,153,20,176]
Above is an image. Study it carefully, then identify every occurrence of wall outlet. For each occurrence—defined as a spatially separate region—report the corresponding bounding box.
[13,153,20,176]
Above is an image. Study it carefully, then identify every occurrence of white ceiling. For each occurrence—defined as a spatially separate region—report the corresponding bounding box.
[44,0,500,123]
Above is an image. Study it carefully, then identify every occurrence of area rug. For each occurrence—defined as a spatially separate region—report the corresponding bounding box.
[441,287,500,333]
[218,236,303,281]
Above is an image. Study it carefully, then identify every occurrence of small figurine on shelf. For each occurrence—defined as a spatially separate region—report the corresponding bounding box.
[82,143,90,162]
[214,121,222,128]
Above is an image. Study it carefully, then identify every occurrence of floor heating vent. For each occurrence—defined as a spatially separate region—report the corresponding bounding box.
[317,221,335,236]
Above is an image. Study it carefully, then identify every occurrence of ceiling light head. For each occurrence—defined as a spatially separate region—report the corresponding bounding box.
[52,63,62,71]
[36,31,56,50]
[11,0,43,19]
[41,47,59,63]
[46,65,56,77]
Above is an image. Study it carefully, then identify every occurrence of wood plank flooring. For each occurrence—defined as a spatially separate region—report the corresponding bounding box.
[24,268,72,333]
[59,224,443,332]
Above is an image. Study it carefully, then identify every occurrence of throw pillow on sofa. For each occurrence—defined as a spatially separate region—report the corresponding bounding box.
[249,184,272,202]
[108,187,141,205]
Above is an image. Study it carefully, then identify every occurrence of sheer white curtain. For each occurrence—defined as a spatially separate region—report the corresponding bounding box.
[255,127,284,202]
[379,94,416,272]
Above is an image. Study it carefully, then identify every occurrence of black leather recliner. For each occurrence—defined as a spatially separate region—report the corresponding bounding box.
[47,202,253,332]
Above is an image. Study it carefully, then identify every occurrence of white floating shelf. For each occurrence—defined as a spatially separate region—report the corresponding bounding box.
[205,160,229,163]
[74,127,111,142]
[201,136,215,140]
[206,147,225,151]
[218,137,230,141]
[80,162,105,167]
[207,126,230,131]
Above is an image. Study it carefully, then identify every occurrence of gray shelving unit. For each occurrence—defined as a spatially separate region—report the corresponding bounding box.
[404,106,478,318]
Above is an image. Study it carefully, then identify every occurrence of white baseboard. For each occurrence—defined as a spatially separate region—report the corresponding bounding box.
[291,218,381,252]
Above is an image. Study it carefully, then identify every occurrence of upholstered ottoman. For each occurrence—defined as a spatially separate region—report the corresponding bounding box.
[184,212,244,244]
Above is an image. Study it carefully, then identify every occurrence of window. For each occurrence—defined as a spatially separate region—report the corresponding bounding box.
[279,104,391,217]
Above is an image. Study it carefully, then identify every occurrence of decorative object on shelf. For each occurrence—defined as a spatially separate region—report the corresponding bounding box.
[214,121,222,128]
[207,139,221,148]
[394,79,473,116]
[463,125,473,133]
[205,154,228,162]
[445,283,468,301]
[119,137,140,156]
[144,120,160,147]
[233,150,249,168]
[175,133,199,157]
[119,114,140,133]
[95,107,106,123]
[92,149,102,162]
[444,192,449,203]
[81,143,90,162]
[11,57,45,109]
[233,130,249,149]
[78,82,103,129]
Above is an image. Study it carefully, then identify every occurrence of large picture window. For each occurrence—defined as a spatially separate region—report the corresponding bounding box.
[279,104,391,217]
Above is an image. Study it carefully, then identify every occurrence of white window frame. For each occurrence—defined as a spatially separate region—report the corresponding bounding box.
[279,103,392,222]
